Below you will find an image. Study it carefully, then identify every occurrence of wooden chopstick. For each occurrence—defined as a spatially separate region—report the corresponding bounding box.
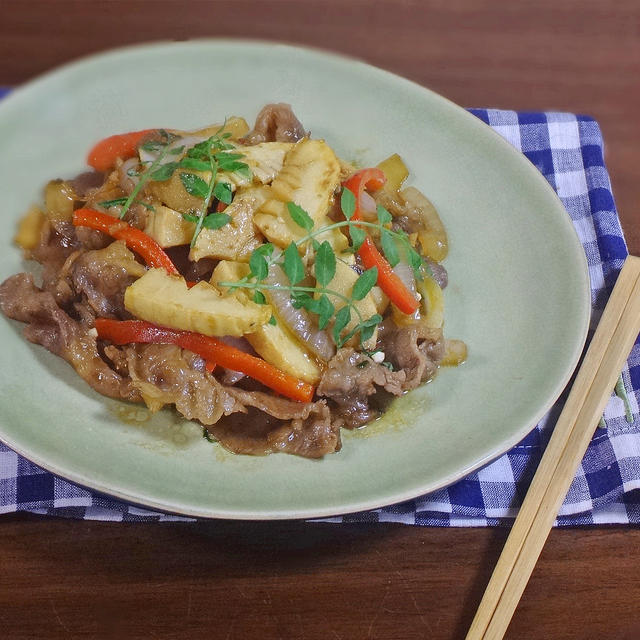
[466,255,640,640]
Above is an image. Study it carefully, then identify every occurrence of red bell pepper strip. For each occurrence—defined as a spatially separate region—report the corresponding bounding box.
[343,169,420,315]
[87,129,156,172]
[94,319,315,403]
[72,208,179,275]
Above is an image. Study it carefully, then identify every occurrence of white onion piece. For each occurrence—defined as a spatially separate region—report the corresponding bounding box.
[265,265,335,362]
[392,260,418,298]
[359,191,378,221]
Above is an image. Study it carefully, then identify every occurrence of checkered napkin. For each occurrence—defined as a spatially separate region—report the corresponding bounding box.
[1,92,639,524]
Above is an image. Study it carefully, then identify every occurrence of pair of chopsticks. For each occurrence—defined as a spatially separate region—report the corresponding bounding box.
[466,255,640,640]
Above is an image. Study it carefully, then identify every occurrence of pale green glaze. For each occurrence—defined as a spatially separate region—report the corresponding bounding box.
[0,41,590,519]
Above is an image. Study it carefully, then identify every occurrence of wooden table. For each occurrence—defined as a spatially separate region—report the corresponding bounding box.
[1,2,639,638]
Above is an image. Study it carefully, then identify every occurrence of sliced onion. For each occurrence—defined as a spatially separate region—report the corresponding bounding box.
[392,260,418,298]
[265,265,335,362]
[359,191,378,221]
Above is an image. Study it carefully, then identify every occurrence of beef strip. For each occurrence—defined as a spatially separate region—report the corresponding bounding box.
[69,171,105,197]
[123,344,339,457]
[70,240,146,320]
[379,322,445,390]
[317,348,406,429]
[243,103,307,145]
[426,260,448,290]
[208,392,338,458]
[0,272,139,401]
[125,344,244,424]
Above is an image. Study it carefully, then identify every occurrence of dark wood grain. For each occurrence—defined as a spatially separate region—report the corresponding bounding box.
[1,2,639,639]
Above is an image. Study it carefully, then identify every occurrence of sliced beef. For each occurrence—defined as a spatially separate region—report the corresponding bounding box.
[379,322,445,390]
[32,220,81,275]
[125,344,244,424]
[373,189,423,235]
[208,395,338,458]
[70,240,145,320]
[426,260,448,290]
[0,273,138,401]
[165,245,216,283]
[123,344,339,457]
[317,348,406,429]
[243,103,307,145]
[69,171,105,197]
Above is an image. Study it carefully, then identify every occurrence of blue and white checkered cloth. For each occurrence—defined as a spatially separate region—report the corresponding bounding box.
[1,91,639,524]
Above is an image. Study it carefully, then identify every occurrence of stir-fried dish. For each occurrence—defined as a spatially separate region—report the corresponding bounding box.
[0,104,466,458]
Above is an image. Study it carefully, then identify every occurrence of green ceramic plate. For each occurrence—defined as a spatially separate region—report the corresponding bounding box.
[0,41,590,519]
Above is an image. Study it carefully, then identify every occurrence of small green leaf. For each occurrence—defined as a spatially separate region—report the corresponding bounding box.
[315,295,335,330]
[315,241,336,287]
[283,242,305,285]
[343,314,383,347]
[235,164,252,179]
[169,145,185,155]
[180,157,210,172]
[268,315,277,326]
[352,267,378,301]
[253,290,267,305]
[182,213,199,223]
[286,202,314,231]
[140,140,164,152]
[376,204,392,224]
[350,225,366,251]
[359,322,377,344]
[249,251,269,281]
[407,245,423,276]
[291,291,313,309]
[180,172,210,198]
[150,162,179,182]
[213,181,233,205]
[100,197,155,211]
[359,314,383,343]
[381,229,400,267]
[100,197,127,208]
[341,188,356,220]
[214,152,244,162]
[217,157,250,174]
[254,243,274,258]
[187,139,212,158]
[312,239,321,251]
[202,213,231,230]
[332,306,351,345]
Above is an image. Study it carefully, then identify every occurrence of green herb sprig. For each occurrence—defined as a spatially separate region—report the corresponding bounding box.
[117,130,178,220]
[115,127,250,246]
[218,199,404,348]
